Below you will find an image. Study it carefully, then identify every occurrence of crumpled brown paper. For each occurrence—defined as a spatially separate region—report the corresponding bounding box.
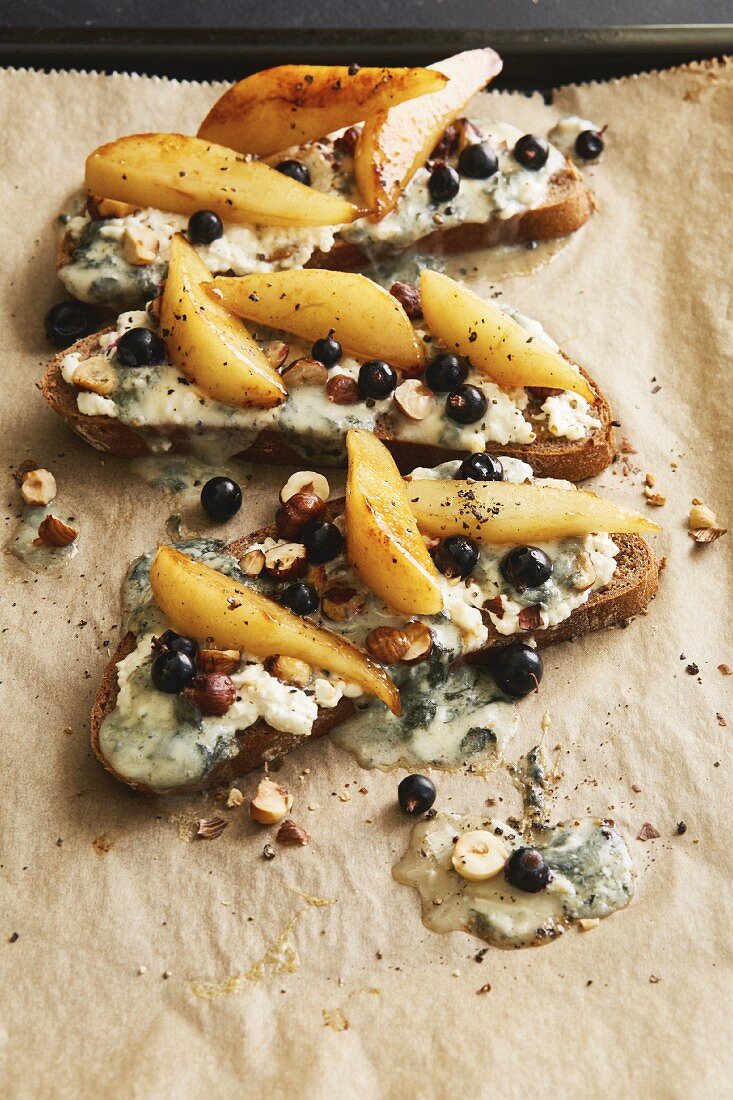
[1,59,732,1099]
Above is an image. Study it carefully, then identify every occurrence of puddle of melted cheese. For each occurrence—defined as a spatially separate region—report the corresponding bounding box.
[393,812,634,949]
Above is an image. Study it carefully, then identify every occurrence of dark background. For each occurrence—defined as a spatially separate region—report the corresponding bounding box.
[2,0,731,29]
[1,1,731,88]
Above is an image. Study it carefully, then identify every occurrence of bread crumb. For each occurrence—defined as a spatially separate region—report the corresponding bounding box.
[718,664,732,676]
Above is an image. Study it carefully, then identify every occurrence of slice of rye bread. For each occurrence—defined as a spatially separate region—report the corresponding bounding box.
[41,333,615,481]
[56,167,593,280]
[90,502,658,795]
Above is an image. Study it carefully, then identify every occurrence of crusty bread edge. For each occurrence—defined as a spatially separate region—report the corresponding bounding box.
[57,167,593,281]
[41,330,616,480]
[90,505,658,796]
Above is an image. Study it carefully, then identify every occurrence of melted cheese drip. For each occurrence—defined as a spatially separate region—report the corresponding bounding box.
[393,812,634,949]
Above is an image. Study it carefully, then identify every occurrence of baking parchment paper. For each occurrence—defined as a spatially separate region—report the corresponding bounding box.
[0,58,731,1100]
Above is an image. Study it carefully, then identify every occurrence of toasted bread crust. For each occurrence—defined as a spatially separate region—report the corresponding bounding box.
[309,167,594,270]
[56,169,593,285]
[41,332,615,479]
[91,508,658,795]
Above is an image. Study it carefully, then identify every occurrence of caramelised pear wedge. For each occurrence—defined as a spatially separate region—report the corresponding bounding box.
[85,133,361,228]
[210,269,425,372]
[354,48,502,219]
[198,65,447,156]
[407,480,660,544]
[345,430,443,616]
[420,270,596,401]
[161,235,287,409]
[150,546,400,714]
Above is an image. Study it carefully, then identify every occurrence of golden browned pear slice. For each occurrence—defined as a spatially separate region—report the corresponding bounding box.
[151,546,400,714]
[210,270,425,372]
[407,480,660,544]
[354,48,502,219]
[420,270,596,401]
[85,133,361,227]
[345,430,443,616]
[198,65,447,156]
[160,235,287,409]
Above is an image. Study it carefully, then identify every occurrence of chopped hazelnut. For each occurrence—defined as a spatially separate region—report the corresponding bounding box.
[394,379,435,421]
[326,375,360,405]
[264,541,308,581]
[389,282,423,321]
[33,515,78,547]
[276,491,326,538]
[263,655,312,687]
[183,674,236,717]
[250,777,293,825]
[71,356,117,396]
[366,625,410,664]
[121,224,159,265]
[239,548,265,576]
[322,585,366,623]
[197,648,241,675]
[689,502,720,530]
[265,340,289,369]
[196,816,228,839]
[281,357,328,388]
[402,621,434,664]
[276,819,310,846]
[21,468,57,507]
[280,470,330,505]
[95,196,138,218]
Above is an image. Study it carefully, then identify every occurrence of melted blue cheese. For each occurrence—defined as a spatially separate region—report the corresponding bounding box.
[548,116,604,164]
[393,813,634,948]
[59,206,340,307]
[98,540,359,792]
[61,302,600,460]
[408,458,618,636]
[345,121,565,252]
[58,118,571,307]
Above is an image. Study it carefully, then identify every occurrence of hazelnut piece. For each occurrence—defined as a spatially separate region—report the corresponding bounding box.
[239,548,265,576]
[689,502,718,530]
[276,491,326,538]
[322,585,366,623]
[121,224,159,266]
[333,126,360,155]
[95,196,138,218]
[569,550,596,592]
[394,379,436,421]
[276,819,310,846]
[280,470,330,506]
[325,375,360,405]
[263,655,313,687]
[264,541,308,581]
[183,673,236,717]
[402,621,434,664]
[281,357,328,388]
[71,356,117,396]
[21,468,57,507]
[33,515,78,547]
[390,281,423,321]
[265,340,289,369]
[366,626,410,664]
[197,648,241,675]
[250,778,293,825]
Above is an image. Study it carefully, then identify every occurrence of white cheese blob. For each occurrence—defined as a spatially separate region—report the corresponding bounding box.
[541,391,602,441]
